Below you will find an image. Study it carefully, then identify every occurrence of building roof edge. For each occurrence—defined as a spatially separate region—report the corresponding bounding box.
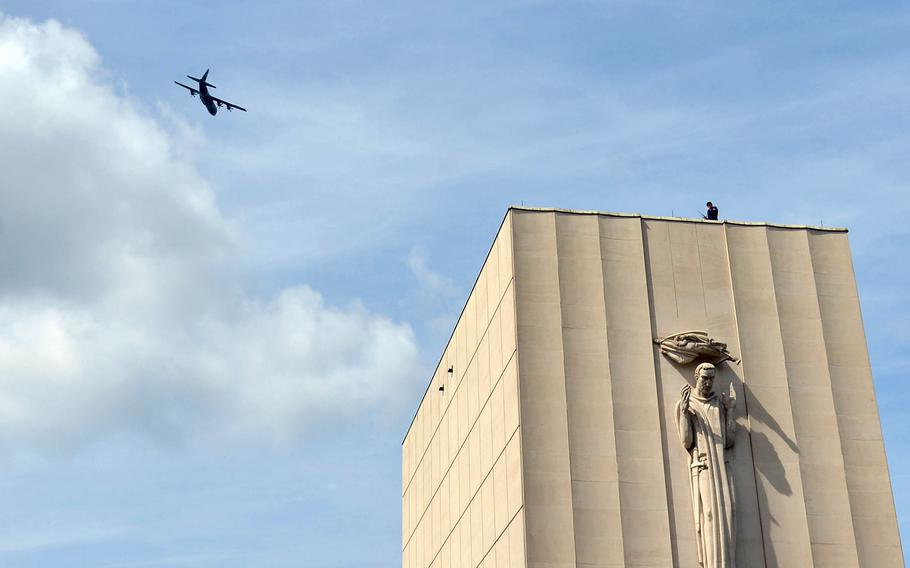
[508,205,848,232]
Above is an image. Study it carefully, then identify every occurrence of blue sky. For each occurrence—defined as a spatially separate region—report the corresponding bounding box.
[0,1,907,566]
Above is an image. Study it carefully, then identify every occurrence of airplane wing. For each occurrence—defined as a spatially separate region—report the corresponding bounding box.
[209,95,247,112]
[174,81,200,96]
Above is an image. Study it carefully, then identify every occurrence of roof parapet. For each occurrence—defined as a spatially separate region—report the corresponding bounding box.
[508,205,848,232]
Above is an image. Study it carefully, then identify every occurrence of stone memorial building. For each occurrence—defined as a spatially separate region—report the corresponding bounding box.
[401,207,902,568]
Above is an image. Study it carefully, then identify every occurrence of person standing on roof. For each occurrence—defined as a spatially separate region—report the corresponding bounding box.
[704,202,719,220]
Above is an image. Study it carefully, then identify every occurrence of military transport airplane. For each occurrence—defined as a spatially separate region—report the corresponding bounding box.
[174,69,247,115]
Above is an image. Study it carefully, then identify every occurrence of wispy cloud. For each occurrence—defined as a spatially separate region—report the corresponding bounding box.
[0,523,129,555]
[406,247,456,298]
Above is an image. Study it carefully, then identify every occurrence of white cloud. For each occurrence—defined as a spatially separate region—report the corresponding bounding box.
[0,14,421,450]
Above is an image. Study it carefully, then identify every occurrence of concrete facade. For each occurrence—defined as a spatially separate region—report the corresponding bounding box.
[403,207,902,568]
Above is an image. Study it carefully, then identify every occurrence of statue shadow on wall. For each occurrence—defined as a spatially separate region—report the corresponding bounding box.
[736,382,795,498]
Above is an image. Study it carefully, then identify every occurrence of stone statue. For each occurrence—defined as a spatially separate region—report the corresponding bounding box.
[676,362,737,568]
[655,331,739,365]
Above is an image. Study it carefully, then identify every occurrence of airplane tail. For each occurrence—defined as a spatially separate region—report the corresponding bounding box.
[187,68,216,88]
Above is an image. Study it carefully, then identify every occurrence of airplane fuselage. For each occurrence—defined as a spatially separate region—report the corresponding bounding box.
[197,83,218,115]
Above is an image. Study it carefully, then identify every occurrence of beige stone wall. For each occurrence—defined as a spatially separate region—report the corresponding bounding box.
[509,208,901,568]
[402,213,525,568]
[404,207,902,568]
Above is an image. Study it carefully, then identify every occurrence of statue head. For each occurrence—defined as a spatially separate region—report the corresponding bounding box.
[694,362,716,397]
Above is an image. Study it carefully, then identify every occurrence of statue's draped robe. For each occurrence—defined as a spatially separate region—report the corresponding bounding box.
[676,393,735,568]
